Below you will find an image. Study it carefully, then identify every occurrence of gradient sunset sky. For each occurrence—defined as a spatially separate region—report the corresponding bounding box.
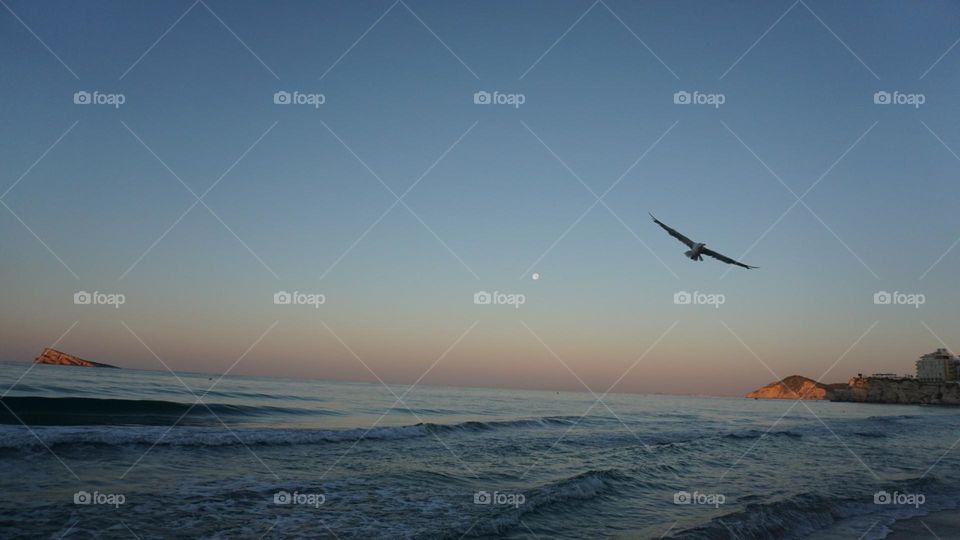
[2,1,960,396]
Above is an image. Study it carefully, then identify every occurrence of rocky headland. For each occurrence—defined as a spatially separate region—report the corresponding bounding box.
[34,348,118,369]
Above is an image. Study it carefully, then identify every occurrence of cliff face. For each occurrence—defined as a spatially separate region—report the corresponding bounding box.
[34,348,118,369]
[832,376,960,405]
[746,375,836,400]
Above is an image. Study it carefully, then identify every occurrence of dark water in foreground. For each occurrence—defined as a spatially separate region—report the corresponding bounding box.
[1,362,958,539]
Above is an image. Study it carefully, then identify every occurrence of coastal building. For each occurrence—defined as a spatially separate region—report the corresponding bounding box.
[915,348,960,382]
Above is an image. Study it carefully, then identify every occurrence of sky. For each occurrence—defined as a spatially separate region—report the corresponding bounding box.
[1,0,960,396]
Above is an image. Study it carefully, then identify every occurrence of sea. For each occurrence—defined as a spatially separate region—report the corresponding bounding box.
[1,361,959,539]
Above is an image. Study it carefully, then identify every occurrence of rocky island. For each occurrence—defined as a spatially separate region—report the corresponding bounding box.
[34,348,118,369]
[745,375,846,400]
[747,374,960,406]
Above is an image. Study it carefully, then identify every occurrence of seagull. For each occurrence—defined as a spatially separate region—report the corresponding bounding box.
[650,214,758,269]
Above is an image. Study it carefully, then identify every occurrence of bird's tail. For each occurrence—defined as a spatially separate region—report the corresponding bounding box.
[684,250,703,261]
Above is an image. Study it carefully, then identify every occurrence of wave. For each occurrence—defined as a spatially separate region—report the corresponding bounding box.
[667,477,949,540]
[0,396,333,426]
[723,429,803,440]
[457,469,629,538]
[0,415,581,449]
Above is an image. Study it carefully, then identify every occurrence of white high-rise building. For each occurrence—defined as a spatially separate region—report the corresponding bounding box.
[916,348,959,382]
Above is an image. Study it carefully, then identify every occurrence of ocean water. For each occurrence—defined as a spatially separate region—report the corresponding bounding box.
[1,362,959,539]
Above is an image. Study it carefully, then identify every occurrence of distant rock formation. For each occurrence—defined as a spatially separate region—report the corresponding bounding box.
[831,376,960,405]
[34,348,118,369]
[746,375,844,400]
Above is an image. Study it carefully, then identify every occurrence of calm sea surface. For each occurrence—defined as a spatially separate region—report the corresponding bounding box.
[1,362,958,539]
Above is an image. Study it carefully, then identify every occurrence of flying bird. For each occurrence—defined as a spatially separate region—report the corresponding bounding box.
[650,214,758,269]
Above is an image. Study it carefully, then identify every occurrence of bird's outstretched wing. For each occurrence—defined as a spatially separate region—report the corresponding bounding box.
[649,214,694,248]
[701,247,758,269]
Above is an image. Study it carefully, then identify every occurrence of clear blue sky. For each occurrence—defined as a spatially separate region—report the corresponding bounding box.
[2,0,960,395]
